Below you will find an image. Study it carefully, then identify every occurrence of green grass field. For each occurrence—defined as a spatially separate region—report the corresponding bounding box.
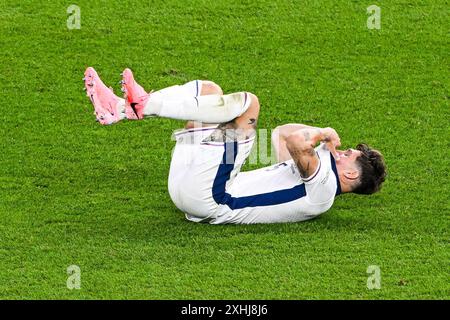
[0,0,448,299]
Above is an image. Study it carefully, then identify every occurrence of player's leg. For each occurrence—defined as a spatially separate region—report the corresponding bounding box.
[121,68,250,124]
[156,80,223,98]
[137,79,221,129]
[84,66,225,125]
[202,92,260,142]
[147,78,223,128]
[184,81,223,129]
[200,81,223,96]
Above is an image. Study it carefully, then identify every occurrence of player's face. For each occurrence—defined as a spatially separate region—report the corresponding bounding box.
[336,148,362,167]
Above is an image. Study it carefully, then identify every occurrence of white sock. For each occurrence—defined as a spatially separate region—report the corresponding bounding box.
[116,98,127,120]
[143,93,251,123]
[151,80,201,100]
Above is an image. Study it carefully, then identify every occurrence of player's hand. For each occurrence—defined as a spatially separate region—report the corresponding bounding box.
[322,127,341,160]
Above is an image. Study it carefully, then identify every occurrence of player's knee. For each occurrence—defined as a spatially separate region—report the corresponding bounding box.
[232,92,260,131]
[200,81,223,95]
[246,92,260,117]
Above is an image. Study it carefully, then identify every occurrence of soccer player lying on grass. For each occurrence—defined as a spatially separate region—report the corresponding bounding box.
[83,67,386,224]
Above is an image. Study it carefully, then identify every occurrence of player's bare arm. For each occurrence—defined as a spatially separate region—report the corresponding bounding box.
[285,127,341,179]
[271,124,314,162]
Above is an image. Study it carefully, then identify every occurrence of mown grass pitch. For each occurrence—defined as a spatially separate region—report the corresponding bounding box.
[0,0,448,299]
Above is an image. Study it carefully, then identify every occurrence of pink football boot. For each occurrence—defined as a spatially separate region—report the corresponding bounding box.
[83,67,126,125]
[120,68,151,120]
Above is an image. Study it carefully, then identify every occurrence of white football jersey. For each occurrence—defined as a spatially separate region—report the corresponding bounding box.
[212,143,341,224]
[168,127,341,224]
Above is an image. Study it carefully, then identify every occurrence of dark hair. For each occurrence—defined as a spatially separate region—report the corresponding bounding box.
[352,143,387,195]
